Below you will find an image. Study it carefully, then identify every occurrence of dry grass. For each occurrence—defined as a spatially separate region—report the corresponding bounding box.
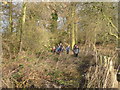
[2,44,117,88]
[2,51,81,88]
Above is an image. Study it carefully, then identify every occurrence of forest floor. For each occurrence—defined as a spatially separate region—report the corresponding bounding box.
[2,48,95,88]
[2,44,119,88]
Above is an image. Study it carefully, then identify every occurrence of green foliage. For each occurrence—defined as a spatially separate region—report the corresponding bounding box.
[19,64,24,68]
[50,11,58,32]
[51,12,58,21]
[12,73,21,79]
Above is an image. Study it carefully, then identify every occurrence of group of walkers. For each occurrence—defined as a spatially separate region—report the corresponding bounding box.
[51,43,80,57]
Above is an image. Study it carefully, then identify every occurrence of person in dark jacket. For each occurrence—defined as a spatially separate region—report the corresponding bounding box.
[73,45,79,57]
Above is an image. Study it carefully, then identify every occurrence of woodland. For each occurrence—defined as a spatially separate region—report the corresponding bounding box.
[1,2,120,88]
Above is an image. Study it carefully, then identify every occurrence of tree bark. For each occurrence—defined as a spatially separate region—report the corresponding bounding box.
[75,21,78,44]
[71,3,75,49]
[9,2,13,33]
[19,2,26,52]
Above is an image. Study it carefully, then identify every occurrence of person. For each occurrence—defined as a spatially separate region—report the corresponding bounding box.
[73,44,77,49]
[52,46,56,53]
[66,45,70,54]
[73,44,79,57]
[56,43,64,54]
[59,43,64,52]
[56,44,61,54]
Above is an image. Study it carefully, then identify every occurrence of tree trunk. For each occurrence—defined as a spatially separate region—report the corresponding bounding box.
[71,4,75,49]
[9,2,13,33]
[75,22,78,44]
[71,23,75,49]
[19,2,26,52]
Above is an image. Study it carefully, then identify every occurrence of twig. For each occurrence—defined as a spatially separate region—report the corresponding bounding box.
[2,80,9,88]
